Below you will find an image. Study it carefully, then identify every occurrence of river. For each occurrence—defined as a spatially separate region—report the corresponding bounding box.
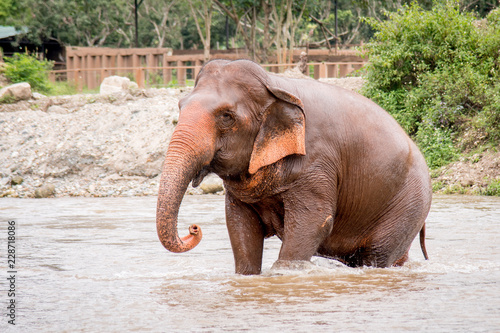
[1,195,499,332]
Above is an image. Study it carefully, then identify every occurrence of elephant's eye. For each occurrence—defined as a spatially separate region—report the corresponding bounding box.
[219,111,235,128]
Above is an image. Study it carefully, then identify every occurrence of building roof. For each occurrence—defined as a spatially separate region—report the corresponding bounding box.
[0,26,28,40]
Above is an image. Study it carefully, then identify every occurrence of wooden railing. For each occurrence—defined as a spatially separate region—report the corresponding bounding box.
[50,46,366,90]
[50,61,366,90]
[264,62,366,79]
[50,47,364,90]
[50,64,202,90]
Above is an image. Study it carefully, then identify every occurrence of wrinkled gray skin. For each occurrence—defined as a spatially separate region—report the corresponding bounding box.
[156,59,431,275]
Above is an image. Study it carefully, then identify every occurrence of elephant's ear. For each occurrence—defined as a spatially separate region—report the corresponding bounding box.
[248,86,306,174]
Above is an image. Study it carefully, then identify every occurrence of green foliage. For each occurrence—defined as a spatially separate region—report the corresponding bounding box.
[483,178,500,196]
[0,0,23,23]
[363,1,500,169]
[1,54,82,96]
[3,0,497,54]
[3,53,53,93]
[49,81,79,96]
[415,123,458,169]
[7,0,130,47]
[0,94,16,104]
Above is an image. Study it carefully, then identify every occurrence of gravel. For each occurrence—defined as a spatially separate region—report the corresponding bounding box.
[0,87,197,198]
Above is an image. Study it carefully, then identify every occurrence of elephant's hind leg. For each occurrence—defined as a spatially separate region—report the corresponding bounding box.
[365,192,430,267]
[393,250,409,267]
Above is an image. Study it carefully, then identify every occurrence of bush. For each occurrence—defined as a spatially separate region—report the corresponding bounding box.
[483,178,500,196]
[362,1,500,169]
[2,53,53,93]
[415,123,458,169]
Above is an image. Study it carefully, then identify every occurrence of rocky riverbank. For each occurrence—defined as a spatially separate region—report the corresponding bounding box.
[1,76,498,198]
[0,86,205,198]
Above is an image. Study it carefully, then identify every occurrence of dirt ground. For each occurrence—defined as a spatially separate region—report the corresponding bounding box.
[1,88,187,197]
[0,75,497,198]
[432,149,500,195]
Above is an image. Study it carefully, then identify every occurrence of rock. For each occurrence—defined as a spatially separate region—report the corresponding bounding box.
[0,189,17,198]
[100,76,139,95]
[199,174,224,194]
[460,177,474,187]
[172,113,179,125]
[47,105,68,114]
[34,184,56,198]
[0,82,32,101]
[32,92,47,100]
[0,177,10,186]
[11,176,23,185]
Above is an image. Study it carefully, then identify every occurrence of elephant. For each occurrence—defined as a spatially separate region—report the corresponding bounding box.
[156,59,431,275]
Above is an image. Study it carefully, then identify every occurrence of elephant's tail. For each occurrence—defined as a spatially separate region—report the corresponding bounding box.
[419,223,429,260]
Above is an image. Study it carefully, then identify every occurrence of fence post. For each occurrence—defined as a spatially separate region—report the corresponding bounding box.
[133,54,144,88]
[73,54,82,91]
[319,62,327,79]
[339,63,350,77]
[86,55,91,90]
[146,53,155,86]
[67,54,74,82]
[328,63,338,78]
[313,64,320,80]
[177,60,186,86]
[163,63,172,85]
[163,53,171,85]
[117,54,123,77]
[194,59,202,79]
[101,54,107,84]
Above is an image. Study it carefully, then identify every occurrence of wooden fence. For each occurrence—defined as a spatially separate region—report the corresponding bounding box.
[50,47,366,90]
[264,62,365,79]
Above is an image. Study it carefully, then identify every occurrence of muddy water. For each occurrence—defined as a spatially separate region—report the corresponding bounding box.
[1,195,499,332]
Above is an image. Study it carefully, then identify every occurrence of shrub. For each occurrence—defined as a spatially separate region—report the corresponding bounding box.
[483,178,500,196]
[362,1,500,169]
[415,122,458,169]
[2,53,53,93]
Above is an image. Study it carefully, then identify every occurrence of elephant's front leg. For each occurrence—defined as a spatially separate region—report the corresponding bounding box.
[276,193,334,266]
[225,193,265,275]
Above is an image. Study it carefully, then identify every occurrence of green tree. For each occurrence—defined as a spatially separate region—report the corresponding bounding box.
[6,0,131,47]
[3,0,499,58]
[187,0,214,61]
[0,0,25,24]
[214,0,267,61]
[3,53,53,93]
[140,0,182,48]
[463,0,500,17]
[362,1,500,168]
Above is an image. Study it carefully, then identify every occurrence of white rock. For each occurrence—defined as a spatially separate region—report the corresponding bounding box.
[100,76,139,95]
[0,82,32,101]
[32,92,47,100]
[34,184,55,198]
[47,105,67,114]
[199,174,224,194]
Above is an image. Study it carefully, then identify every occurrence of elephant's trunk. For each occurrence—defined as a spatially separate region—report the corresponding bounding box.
[156,105,215,253]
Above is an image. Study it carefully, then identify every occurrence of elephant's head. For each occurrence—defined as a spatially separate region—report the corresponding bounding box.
[156,60,306,253]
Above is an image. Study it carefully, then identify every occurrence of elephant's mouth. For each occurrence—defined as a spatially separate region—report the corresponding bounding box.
[190,148,228,187]
[191,167,211,187]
